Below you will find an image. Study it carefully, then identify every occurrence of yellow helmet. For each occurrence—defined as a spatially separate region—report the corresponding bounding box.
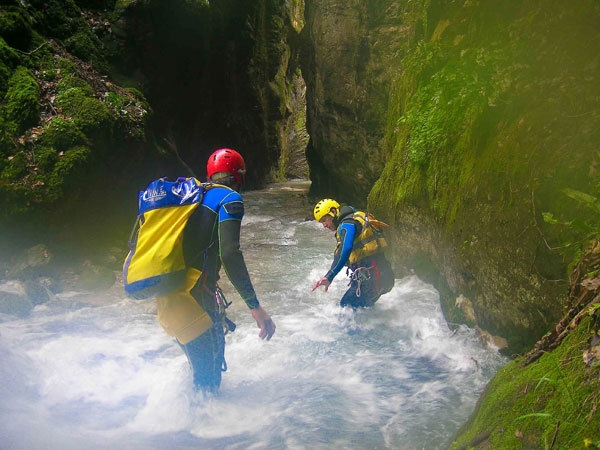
[313,198,340,221]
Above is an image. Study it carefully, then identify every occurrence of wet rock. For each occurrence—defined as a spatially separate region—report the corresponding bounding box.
[62,260,115,292]
[0,281,34,317]
[476,326,509,351]
[455,294,477,323]
[96,246,128,271]
[23,280,52,306]
[583,345,600,367]
[6,244,53,279]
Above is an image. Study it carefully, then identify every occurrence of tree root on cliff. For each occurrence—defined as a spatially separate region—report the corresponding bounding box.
[521,240,600,367]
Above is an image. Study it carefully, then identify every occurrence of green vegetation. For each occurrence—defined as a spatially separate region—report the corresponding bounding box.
[364,5,600,438]
[449,313,600,449]
[540,187,600,280]
[4,66,40,133]
[0,1,150,221]
[369,1,599,352]
[399,41,509,169]
[46,145,91,200]
[0,9,33,51]
[55,88,114,140]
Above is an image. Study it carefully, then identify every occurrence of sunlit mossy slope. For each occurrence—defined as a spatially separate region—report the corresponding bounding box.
[448,240,600,449]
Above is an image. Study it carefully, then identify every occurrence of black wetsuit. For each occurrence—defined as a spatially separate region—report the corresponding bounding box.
[181,184,259,393]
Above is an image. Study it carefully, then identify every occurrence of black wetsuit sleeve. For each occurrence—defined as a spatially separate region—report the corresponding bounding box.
[218,219,260,309]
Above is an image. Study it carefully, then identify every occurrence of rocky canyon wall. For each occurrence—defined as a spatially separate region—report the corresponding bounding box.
[303,0,600,354]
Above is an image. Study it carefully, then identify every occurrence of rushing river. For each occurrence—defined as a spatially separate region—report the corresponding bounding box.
[0,180,506,450]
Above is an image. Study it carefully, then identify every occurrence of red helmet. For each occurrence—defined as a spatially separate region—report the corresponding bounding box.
[206,148,246,186]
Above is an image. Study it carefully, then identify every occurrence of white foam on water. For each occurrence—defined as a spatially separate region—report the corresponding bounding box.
[0,182,507,450]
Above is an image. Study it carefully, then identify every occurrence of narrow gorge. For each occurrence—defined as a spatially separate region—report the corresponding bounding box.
[0,0,598,448]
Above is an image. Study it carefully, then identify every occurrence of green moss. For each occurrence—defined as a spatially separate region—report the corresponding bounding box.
[57,58,78,76]
[46,145,91,200]
[3,66,40,133]
[37,57,58,83]
[0,8,33,51]
[38,117,88,152]
[29,0,83,39]
[103,89,149,139]
[114,0,138,10]
[449,316,600,449]
[0,58,13,95]
[73,97,113,138]
[56,75,94,96]
[0,114,16,162]
[54,86,90,113]
[64,28,107,70]
[54,87,113,138]
[35,146,58,173]
[0,150,26,181]
[74,0,117,10]
[0,182,29,217]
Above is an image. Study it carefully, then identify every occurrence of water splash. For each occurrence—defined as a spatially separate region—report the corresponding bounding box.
[0,181,507,450]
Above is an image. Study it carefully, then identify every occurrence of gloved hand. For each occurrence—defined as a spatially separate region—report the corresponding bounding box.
[251,306,276,340]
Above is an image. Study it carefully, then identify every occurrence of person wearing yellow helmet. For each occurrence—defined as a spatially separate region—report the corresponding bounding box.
[312,199,394,308]
[313,198,340,223]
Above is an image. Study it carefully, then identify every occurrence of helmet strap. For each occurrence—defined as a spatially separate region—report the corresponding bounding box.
[210,174,238,189]
[331,209,341,227]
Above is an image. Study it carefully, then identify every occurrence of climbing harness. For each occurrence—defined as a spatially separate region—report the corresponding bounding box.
[213,285,236,373]
[347,265,374,297]
[214,285,236,335]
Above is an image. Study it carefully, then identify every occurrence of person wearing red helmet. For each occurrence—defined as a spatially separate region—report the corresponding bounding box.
[175,147,275,394]
[206,147,247,186]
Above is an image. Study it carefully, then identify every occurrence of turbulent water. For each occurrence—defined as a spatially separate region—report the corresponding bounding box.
[0,180,506,450]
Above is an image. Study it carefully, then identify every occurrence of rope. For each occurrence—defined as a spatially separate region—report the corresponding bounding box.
[214,285,236,335]
[348,265,374,297]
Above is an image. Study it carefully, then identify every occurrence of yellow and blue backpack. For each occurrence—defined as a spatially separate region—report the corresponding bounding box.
[123,177,206,299]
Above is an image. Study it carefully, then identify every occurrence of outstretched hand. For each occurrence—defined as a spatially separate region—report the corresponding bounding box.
[312,277,331,292]
[251,306,276,340]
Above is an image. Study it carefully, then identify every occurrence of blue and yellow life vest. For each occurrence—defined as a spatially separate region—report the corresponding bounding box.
[123,177,208,299]
[345,211,389,265]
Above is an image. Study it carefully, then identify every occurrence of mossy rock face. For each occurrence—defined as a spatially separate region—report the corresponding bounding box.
[449,314,600,449]
[73,96,113,140]
[64,28,107,70]
[35,146,59,173]
[37,117,89,152]
[54,87,114,141]
[103,89,150,139]
[0,114,16,161]
[46,145,91,200]
[28,0,83,39]
[56,74,95,95]
[0,150,27,181]
[56,57,78,76]
[3,66,40,133]
[447,241,600,449]
[366,0,600,354]
[0,8,33,51]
